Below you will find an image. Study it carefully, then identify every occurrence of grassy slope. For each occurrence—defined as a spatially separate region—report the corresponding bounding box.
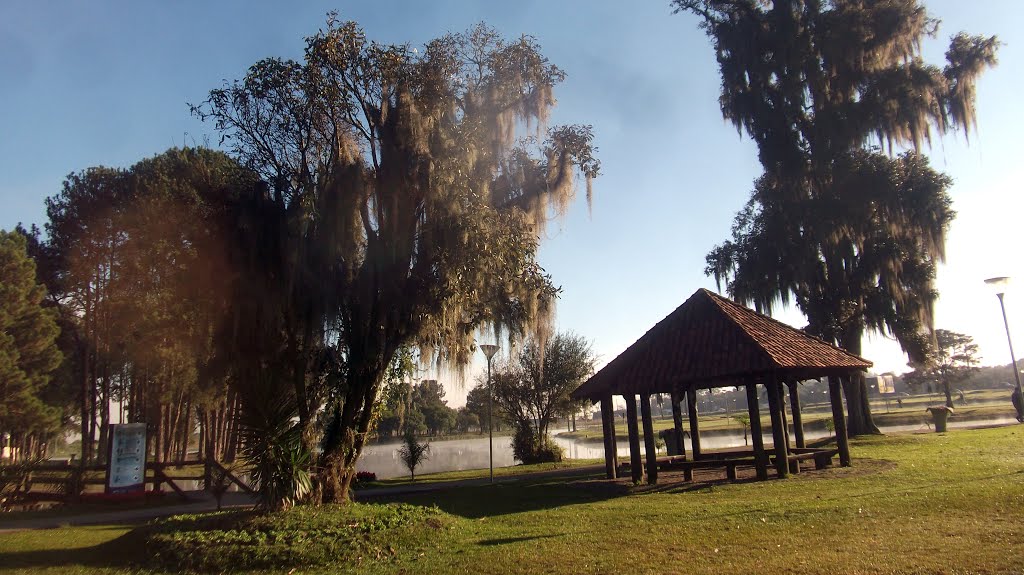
[2,425,1023,575]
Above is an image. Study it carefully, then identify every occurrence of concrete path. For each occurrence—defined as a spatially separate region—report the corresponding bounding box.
[0,491,255,533]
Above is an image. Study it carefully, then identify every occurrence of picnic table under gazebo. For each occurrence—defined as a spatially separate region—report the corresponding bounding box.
[571,288,872,484]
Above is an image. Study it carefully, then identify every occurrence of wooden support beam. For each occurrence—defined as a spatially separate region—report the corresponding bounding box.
[640,394,658,485]
[745,380,768,480]
[777,382,791,450]
[829,376,852,467]
[670,390,687,459]
[686,387,702,459]
[787,381,806,449]
[625,394,644,483]
[766,374,789,478]
[600,396,617,479]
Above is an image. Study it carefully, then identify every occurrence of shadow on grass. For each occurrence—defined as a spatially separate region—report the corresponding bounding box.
[374,472,622,519]
[478,534,561,546]
[0,527,144,572]
[371,467,773,519]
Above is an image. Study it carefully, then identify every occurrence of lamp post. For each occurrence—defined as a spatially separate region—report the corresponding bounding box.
[479,343,500,482]
[985,277,1024,422]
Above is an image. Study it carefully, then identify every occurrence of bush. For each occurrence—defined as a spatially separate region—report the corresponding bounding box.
[530,441,564,463]
[511,423,563,464]
[135,503,453,572]
[355,471,377,483]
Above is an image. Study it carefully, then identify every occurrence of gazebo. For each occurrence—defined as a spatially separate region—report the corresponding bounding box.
[571,288,872,484]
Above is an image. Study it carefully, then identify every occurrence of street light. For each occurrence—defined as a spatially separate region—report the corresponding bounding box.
[479,343,500,482]
[984,277,1024,422]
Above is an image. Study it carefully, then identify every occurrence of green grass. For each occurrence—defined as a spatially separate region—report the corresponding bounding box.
[2,425,1023,574]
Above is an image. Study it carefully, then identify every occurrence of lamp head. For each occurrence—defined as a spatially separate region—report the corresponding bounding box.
[479,344,499,360]
[985,276,1011,297]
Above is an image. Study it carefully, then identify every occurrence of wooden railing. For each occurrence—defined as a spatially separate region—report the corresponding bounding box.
[0,457,253,506]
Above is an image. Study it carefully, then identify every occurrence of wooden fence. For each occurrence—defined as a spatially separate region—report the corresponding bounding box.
[0,458,253,508]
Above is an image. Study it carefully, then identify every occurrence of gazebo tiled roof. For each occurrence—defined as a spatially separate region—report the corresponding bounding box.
[573,288,871,400]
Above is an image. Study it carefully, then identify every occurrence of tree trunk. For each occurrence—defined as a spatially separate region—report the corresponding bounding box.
[839,335,881,436]
[942,379,954,408]
[319,349,392,503]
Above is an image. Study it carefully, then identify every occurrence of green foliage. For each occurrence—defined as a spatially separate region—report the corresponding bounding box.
[455,407,480,434]
[904,329,980,407]
[731,413,750,445]
[411,380,458,436]
[466,383,504,433]
[511,421,564,464]
[373,349,416,439]
[397,430,430,480]
[136,503,452,572]
[39,147,255,463]
[0,231,63,455]
[492,331,596,460]
[236,387,311,510]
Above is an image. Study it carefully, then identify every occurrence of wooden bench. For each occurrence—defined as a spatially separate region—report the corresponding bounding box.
[618,447,838,482]
[657,456,757,481]
[786,448,838,471]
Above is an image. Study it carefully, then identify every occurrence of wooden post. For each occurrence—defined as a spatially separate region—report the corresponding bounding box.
[745,380,768,480]
[777,382,791,450]
[829,375,852,467]
[638,390,655,480]
[600,396,618,479]
[787,381,806,449]
[766,374,789,478]
[686,387,702,459]
[670,390,687,459]
[625,394,644,483]
[640,394,658,485]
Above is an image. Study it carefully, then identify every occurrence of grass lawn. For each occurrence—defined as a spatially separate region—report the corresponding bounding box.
[2,425,1022,574]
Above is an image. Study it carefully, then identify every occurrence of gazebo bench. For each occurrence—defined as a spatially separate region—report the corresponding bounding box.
[785,448,839,471]
[657,456,757,481]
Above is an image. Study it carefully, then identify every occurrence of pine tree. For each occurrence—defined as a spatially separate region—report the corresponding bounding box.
[0,231,63,460]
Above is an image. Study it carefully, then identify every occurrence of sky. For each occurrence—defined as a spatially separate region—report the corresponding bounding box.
[2,0,1022,408]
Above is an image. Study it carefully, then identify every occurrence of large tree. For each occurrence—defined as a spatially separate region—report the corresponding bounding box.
[0,231,63,460]
[193,17,599,501]
[676,0,997,435]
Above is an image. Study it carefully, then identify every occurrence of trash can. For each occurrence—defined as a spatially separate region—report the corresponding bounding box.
[659,429,682,456]
[926,406,953,433]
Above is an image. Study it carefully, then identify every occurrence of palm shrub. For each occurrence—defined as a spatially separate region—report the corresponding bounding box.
[732,414,750,446]
[237,387,311,511]
[397,430,429,481]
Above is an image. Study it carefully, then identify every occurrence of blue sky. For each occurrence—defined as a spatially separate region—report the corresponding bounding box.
[2,1,1022,405]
